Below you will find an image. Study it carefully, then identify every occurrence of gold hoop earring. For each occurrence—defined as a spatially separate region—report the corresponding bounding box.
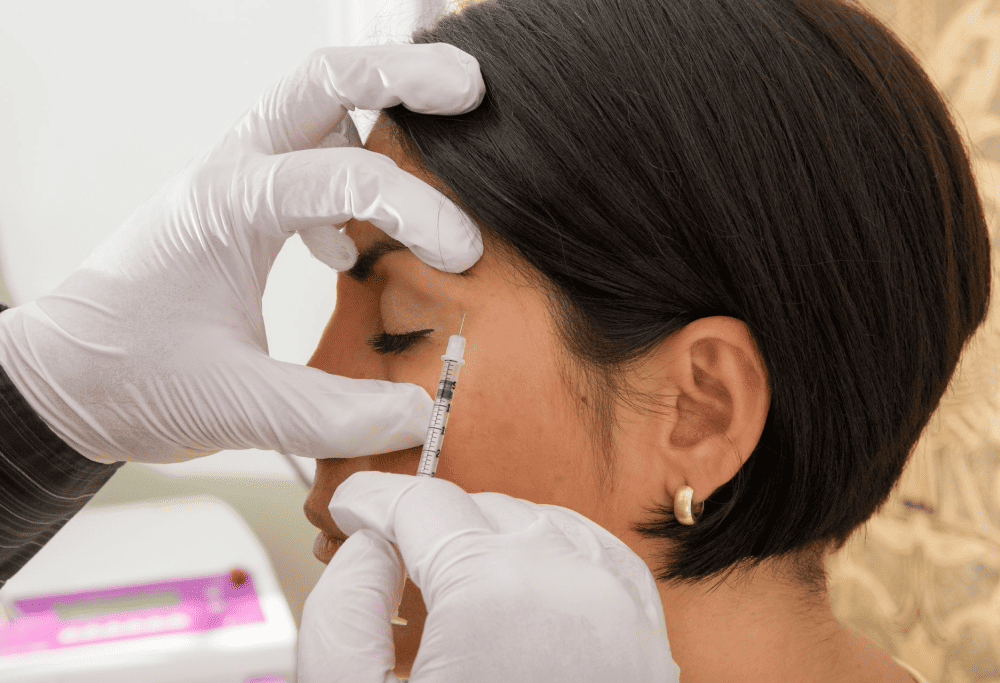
[674,485,704,525]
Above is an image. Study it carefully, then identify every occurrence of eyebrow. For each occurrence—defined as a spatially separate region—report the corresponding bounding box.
[345,237,473,283]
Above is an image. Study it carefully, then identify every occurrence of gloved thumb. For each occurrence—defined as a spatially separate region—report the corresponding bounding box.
[299,224,359,271]
[297,529,406,683]
[230,353,434,458]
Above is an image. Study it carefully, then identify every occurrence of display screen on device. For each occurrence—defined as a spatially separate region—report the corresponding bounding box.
[56,590,181,621]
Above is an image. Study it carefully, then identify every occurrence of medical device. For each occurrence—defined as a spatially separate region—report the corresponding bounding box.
[391,315,467,626]
[0,497,296,683]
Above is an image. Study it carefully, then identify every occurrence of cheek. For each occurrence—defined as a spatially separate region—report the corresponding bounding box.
[308,268,600,513]
[427,341,594,508]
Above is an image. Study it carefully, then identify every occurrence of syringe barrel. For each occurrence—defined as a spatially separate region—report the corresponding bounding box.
[416,335,466,478]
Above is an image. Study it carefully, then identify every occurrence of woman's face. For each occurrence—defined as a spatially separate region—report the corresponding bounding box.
[301,113,773,675]
[304,112,639,545]
[302,113,660,671]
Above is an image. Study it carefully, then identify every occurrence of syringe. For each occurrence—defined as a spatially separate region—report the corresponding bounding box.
[391,314,467,626]
[415,314,467,478]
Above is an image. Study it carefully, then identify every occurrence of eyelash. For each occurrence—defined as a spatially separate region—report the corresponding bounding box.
[367,329,434,356]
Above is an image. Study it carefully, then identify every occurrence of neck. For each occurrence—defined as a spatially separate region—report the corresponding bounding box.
[658,565,850,682]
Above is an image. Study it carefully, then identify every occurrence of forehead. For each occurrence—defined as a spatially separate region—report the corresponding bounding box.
[367,113,422,170]
[344,113,449,251]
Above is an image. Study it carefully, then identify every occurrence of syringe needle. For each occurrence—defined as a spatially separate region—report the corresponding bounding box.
[459,313,466,336]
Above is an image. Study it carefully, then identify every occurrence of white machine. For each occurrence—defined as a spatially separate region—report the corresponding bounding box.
[0,496,297,683]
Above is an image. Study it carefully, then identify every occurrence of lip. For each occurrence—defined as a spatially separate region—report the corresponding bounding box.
[313,531,346,565]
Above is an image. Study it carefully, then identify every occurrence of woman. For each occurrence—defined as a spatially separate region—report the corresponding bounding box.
[303,0,993,679]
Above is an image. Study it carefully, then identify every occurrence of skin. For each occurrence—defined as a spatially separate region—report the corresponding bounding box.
[303,113,917,683]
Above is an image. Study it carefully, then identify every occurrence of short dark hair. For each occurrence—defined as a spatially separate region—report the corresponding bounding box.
[382,0,993,592]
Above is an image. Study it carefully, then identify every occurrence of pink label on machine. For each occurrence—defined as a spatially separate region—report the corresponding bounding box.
[0,568,265,655]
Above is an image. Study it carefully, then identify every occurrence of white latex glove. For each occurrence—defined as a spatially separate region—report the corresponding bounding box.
[297,471,681,683]
[0,43,485,464]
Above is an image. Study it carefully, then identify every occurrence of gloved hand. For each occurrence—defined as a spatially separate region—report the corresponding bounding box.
[297,471,681,683]
[0,43,485,464]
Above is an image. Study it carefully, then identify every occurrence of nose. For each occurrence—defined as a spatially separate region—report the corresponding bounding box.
[302,499,335,536]
[302,456,373,539]
[303,481,342,540]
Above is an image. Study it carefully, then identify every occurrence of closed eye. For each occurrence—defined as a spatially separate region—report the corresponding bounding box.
[367,329,434,356]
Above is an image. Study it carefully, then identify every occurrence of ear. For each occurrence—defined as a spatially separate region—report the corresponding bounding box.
[644,316,771,507]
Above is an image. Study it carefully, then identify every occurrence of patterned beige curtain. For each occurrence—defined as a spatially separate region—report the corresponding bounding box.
[825,2,1000,680]
[442,0,1000,680]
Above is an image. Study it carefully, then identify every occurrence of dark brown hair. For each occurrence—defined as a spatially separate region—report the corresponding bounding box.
[383,0,993,592]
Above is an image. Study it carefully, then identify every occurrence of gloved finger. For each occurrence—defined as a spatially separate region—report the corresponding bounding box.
[222,355,434,458]
[297,529,405,683]
[316,105,364,150]
[329,472,495,585]
[294,110,374,269]
[266,146,483,273]
[474,495,668,628]
[446,492,648,578]
[472,494,618,564]
[298,225,359,271]
[294,113,365,269]
[243,43,485,155]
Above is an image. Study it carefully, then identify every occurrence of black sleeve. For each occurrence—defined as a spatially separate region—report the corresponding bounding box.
[0,302,125,587]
